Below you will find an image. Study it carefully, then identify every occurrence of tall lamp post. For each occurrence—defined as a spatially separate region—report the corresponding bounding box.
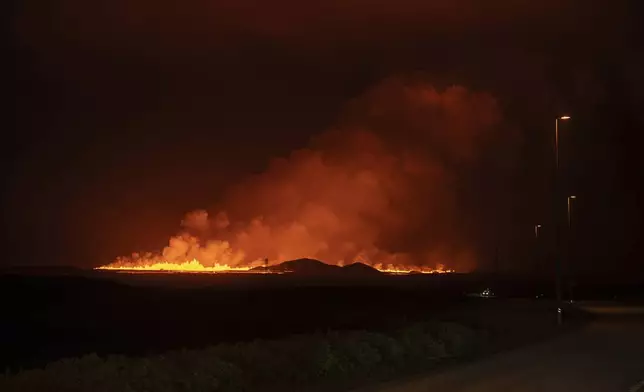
[567,195,577,303]
[534,224,542,279]
[567,195,576,229]
[554,115,571,325]
[555,116,570,169]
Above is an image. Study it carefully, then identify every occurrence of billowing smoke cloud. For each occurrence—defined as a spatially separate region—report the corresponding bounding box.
[181,210,211,232]
[116,77,506,272]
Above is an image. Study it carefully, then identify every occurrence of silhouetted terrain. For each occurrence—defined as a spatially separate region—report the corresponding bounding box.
[342,262,383,276]
[1,269,642,372]
[250,258,382,275]
[0,271,454,371]
[251,258,340,274]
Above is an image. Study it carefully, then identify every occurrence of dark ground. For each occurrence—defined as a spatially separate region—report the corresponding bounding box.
[1,269,642,372]
[361,307,644,392]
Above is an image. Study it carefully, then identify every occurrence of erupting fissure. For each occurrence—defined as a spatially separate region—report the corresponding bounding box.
[96,80,504,275]
[96,233,455,275]
[96,258,454,274]
[97,259,252,273]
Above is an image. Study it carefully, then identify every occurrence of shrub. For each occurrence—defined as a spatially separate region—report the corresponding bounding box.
[0,321,478,392]
[432,322,478,355]
[396,323,447,364]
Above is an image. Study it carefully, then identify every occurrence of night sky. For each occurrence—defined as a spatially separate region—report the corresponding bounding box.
[8,0,644,275]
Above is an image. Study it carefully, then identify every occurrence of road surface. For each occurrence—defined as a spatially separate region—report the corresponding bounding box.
[362,304,644,392]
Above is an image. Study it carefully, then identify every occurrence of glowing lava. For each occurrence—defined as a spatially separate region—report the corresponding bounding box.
[375,266,454,274]
[96,259,252,273]
[371,262,454,274]
[96,259,453,274]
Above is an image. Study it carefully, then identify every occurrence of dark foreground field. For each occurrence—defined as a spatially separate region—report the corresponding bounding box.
[1,270,641,391]
[360,307,644,392]
[1,271,466,372]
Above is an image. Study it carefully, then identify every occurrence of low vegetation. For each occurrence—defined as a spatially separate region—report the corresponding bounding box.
[1,321,481,392]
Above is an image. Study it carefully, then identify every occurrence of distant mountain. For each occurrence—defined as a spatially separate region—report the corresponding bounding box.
[341,262,382,275]
[252,258,340,274]
[251,259,382,276]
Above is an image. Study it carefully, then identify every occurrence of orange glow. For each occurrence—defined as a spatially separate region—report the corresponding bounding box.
[97,259,251,273]
[376,267,454,274]
[91,81,499,277]
[559,115,571,120]
[372,263,454,274]
[96,258,454,275]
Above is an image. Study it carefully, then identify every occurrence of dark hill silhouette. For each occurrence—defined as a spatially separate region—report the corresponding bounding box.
[251,259,382,276]
[342,262,382,275]
[252,258,340,275]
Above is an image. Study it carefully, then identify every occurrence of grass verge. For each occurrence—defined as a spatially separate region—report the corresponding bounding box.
[1,321,481,392]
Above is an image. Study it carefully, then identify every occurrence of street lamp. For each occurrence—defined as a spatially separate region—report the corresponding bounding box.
[534,223,543,284]
[555,116,571,169]
[567,196,577,303]
[554,115,571,326]
[567,195,577,229]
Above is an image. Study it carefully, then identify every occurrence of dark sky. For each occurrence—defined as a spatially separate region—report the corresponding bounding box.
[8,0,644,275]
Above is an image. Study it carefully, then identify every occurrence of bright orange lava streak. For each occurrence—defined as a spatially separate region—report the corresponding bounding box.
[377,267,454,274]
[96,259,454,274]
[96,259,251,273]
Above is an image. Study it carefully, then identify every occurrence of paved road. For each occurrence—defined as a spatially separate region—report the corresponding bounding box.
[363,305,644,392]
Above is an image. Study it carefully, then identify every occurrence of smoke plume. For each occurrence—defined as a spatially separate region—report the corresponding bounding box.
[108,77,507,272]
